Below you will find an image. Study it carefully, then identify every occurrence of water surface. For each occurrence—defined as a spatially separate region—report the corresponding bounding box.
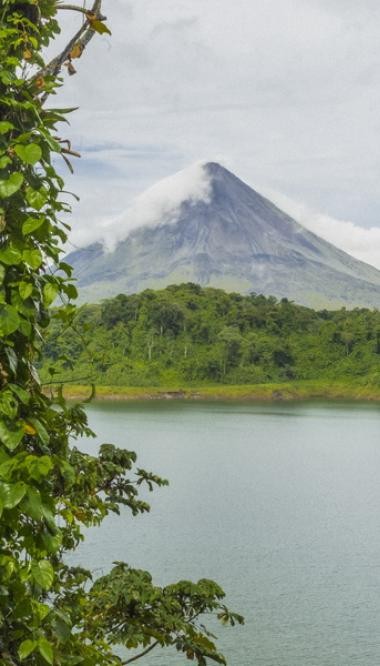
[73,401,380,665]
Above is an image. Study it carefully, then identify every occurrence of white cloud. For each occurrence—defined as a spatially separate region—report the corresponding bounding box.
[265,189,380,270]
[50,1,380,259]
[73,161,212,251]
[126,161,211,229]
[69,158,380,273]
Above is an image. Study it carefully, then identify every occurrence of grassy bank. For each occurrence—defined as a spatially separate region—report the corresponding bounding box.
[51,379,380,403]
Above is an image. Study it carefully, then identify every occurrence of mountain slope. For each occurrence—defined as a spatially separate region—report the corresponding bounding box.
[68,163,380,308]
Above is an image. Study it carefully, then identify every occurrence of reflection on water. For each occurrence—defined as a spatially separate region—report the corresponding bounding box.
[73,401,380,666]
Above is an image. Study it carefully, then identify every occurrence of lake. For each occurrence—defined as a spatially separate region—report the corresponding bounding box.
[72,400,380,665]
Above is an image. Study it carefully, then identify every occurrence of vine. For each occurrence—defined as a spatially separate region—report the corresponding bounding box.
[0,1,243,664]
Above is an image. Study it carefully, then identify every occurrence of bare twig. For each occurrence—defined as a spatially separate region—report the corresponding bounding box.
[121,641,160,665]
[57,3,106,19]
[35,0,105,103]
[62,147,81,158]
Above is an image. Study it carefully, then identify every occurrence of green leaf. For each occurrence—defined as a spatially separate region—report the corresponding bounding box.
[58,261,73,277]
[38,637,54,665]
[4,347,18,374]
[22,216,45,235]
[0,390,18,418]
[22,487,44,520]
[43,282,58,306]
[0,245,22,265]
[23,455,53,481]
[26,186,48,210]
[34,602,50,622]
[31,560,54,591]
[9,383,30,404]
[14,143,42,165]
[18,639,37,660]
[19,281,33,300]
[59,460,76,487]
[41,505,56,533]
[0,173,24,198]
[29,418,50,445]
[0,420,24,451]
[0,121,14,134]
[0,481,27,509]
[38,128,62,152]
[0,304,20,335]
[64,283,78,300]
[47,106,79,114]
[23,248,43,269]
[53,609,71,642]
[19,318,32,338]
[0,155,11,169]
[42,531,62,554]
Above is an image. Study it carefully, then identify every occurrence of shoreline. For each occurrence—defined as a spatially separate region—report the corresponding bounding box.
[51,380,380,403]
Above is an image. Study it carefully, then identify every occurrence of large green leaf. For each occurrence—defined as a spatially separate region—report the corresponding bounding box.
[29,417,50,445]
[18,639,37,661]
[0,304,20,335]
[22,216,45,235]
[22,487,44,520]
[0,420,24,451]
[9,383,30,404]
[0,245,22,265]
[41,531,62,554]
[23,248,43,269]
[53,609,72,642]
[43,282,59,306]
[26,186,48,210]
[0,121,14,134]
[14,143,42,165]
[0,389,18,418]
[31,560,54,590]
[0,155,11,168]
[0,481,27,509]
[19,281,33,300]
[4,347,17,374]
[0,172,24,198]
[38,637,54,665]
[22,455,53,481]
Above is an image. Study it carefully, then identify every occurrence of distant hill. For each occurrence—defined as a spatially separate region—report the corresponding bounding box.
[67,162,380,308]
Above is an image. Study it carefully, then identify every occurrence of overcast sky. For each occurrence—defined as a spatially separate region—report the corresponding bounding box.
[54,1,380,267]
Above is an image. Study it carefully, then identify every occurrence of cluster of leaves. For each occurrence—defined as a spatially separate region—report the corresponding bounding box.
[0,2,242,665]
[42,284,380,388]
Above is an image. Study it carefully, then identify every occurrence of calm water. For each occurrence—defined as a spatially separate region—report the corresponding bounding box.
[73,401,380,665]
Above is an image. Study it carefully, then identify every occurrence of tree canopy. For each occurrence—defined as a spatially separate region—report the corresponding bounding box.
[42,284,380,388]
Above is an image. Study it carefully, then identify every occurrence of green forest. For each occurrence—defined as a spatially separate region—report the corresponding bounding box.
[41,283,380,390]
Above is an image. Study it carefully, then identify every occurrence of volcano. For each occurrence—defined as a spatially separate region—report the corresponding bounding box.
[67,162,380,308]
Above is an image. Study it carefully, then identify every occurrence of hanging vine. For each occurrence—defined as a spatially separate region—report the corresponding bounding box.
[0,2,243,664]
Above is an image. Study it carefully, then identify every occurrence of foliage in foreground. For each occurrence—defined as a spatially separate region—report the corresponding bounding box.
[0,2,242,664]
[42,284,380,387]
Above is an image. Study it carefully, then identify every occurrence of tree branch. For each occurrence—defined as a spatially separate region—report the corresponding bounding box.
[35,0,105,103]
[121,641,160,665]
[57,3,106,19]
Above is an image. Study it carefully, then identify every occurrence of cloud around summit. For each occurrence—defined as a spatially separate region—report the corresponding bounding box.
[55,1,380,266]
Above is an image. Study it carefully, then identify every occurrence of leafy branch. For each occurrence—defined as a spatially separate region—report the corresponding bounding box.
[0,2,243,664]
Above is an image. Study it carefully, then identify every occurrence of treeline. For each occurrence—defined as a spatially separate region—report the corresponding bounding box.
[41,283,380,386]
